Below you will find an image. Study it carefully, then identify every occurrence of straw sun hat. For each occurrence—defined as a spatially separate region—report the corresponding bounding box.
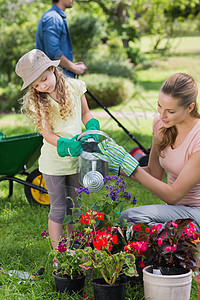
[15,49,60,90]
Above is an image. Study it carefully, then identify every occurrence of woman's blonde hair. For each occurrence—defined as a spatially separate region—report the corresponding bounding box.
[157,73,200,155]
[21,67,74,132]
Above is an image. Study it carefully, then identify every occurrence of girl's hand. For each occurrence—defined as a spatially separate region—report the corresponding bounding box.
[57,135,83,157]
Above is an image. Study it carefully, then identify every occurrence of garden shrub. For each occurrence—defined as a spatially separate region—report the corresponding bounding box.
[0,83,23,113]
[81,73,135,109]
[69,14,104,61]
[86,59,134,79]
[126,45,146,65]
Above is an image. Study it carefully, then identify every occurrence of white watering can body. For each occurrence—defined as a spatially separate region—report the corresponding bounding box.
[77,130,110,192]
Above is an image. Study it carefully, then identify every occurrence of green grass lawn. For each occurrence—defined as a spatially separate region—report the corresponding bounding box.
[0,114,199,299]
[1,35,200,299]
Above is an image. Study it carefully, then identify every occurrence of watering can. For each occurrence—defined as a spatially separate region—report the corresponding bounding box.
[77,130,110,192]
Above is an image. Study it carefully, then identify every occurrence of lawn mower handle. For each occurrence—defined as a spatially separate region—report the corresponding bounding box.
[86,88,149,155]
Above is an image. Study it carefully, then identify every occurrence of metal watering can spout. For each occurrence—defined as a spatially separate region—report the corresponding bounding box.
[77,130,110,192]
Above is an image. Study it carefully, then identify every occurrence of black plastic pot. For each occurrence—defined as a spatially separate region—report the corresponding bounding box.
[91,278,126,300]
[52,271,85,295]
[159,266,190,275]
[119,261,143,288]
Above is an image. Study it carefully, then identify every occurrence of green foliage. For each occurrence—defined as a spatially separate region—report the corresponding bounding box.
[50,241,84,279]
[0,82,23,112]
[80,247,137,285]
[69,14,104,61]
[106,37,128,60]
[87,59,134,79]
[82,73,135,109]
[126,45,146,65]
[130,0,200,51]
[0,22,36,83]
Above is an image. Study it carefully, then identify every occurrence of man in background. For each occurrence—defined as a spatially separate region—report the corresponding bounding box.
[36,0,87,78]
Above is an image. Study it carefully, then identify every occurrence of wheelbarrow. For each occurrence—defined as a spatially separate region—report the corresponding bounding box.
[0,132,49,205]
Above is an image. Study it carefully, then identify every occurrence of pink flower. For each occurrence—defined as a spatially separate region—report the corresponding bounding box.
[57,242,67,253]
[172,244,177,251]
[150,224,162,235]
[172,221,178,227]
[157,238,163,247]
[184,223,197,238]
[166,246,171,252]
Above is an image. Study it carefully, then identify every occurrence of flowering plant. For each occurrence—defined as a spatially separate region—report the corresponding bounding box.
[79,211,137,285]
[41,230,85,279]
[55,175,139,284]
[65,175,137,248]
[51,236,85,279]
[124,219,200,274]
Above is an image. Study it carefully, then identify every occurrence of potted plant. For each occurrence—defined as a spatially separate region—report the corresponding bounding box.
[42,175,137,298]
[66,175,139,300]
[50,236,86,296]
[79,213,138,300]
[124,218,200,300]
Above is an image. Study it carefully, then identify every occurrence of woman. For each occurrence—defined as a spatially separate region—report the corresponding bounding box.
[96,73,200,231]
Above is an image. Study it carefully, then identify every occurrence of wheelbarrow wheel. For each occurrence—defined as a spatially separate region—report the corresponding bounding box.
[24,169,50,205]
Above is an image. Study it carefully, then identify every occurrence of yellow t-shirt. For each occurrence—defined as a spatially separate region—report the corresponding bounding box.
[39,78,87,175]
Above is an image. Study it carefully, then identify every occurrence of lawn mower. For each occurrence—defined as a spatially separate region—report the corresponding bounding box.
[86,89,151,166]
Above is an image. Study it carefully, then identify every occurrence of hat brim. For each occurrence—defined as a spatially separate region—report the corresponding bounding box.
[21,59,60,91]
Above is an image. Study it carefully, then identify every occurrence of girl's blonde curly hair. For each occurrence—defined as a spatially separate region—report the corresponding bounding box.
[21,67,74,132]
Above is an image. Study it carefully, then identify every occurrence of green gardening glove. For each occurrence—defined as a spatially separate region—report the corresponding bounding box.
[85,118,100,141]
[57,135,83,157]
[94,138,139,177]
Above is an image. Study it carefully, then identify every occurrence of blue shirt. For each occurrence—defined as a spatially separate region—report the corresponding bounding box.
[36,4,75,78]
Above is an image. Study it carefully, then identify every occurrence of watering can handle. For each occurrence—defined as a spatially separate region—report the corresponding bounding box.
[76,130,110,141]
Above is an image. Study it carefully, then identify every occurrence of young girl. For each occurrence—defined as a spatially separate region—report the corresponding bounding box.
[96,73,200,231]
[15,49,100,250]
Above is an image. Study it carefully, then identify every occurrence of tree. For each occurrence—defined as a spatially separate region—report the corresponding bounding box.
[76,0,139,48]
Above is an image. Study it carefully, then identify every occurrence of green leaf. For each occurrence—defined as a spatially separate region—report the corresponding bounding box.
[63,214,73,224]
[124,265,138,277]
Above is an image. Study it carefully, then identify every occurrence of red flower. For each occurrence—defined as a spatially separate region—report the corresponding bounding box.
[139,261,145,268]
[132,224,141,232]
[96,211,105,221]
[125,241,148,256]
[80,209,105,225]
[93,230,117,250]
[172,221,178,227]
[145,227,151,233]
[166,246,171,252]
[112,235,117,244]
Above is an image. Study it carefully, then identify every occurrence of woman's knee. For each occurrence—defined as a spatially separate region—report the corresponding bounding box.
[119,206,156,225]
[119,208,137,225]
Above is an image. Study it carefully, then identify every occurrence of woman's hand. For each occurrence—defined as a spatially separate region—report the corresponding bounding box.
[94,139,139,177]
